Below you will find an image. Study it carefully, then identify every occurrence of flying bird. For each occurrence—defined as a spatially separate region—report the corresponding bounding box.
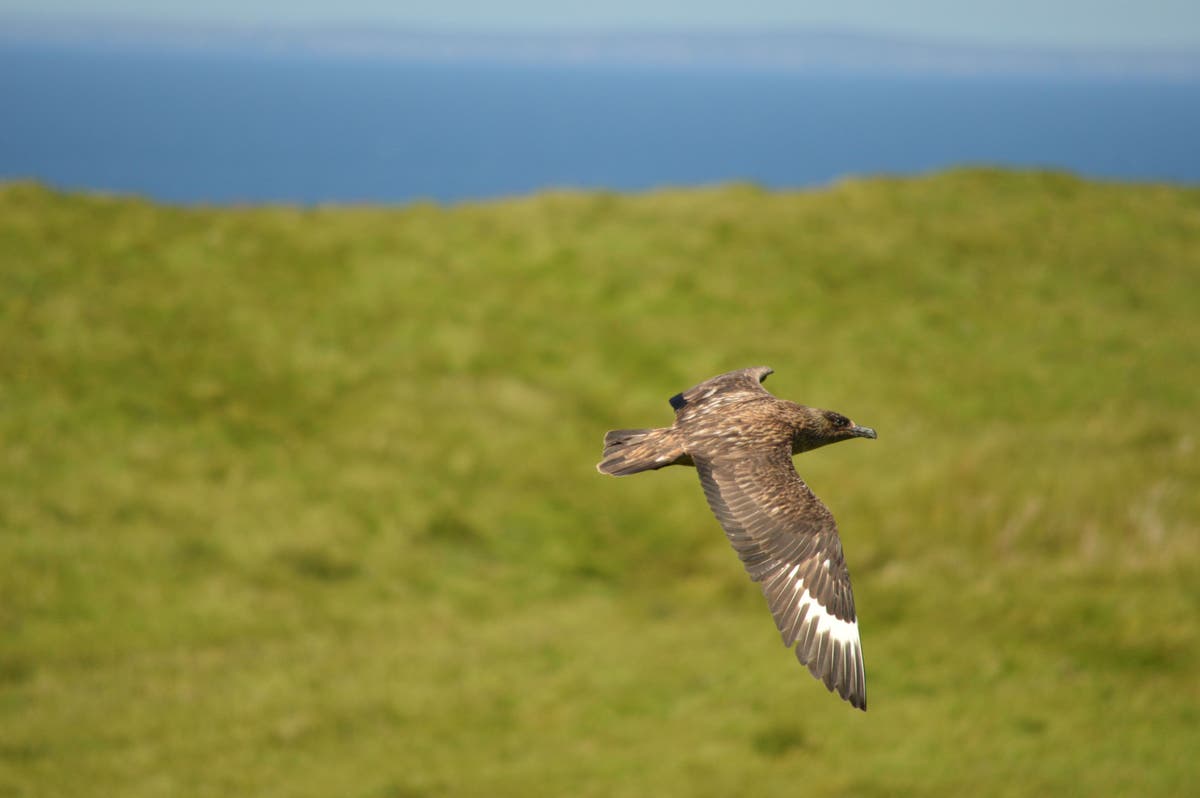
[596,367,876,710]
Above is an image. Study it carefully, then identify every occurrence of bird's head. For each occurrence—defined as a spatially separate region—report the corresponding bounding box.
[790,404,877,453]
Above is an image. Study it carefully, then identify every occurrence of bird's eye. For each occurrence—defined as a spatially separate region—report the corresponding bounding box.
[828,413,850,427]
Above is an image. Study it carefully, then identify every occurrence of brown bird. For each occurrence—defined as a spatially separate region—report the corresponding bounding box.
[597,366,876,710]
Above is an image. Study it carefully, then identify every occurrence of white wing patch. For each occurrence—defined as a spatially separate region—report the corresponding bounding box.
[794,580,860,649]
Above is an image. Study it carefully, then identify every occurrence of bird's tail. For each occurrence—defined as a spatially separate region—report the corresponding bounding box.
[596,427,687,476]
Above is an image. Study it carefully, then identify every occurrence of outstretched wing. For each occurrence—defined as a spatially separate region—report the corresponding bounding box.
[669,366,774,413]
[695,447,866,710]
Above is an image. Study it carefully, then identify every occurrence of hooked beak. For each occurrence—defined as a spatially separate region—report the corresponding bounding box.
[850,424,877,439]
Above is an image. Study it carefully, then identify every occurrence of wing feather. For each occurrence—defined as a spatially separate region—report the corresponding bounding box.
[669,366,774,412]
[695,449,867,710]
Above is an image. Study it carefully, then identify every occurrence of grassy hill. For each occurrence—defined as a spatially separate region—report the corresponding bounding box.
[1,170,1198,797]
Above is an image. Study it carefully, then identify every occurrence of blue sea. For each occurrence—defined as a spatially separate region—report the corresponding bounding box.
[2,44,1198,205]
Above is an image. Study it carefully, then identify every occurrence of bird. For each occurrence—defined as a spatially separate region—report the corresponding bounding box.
[596,366,876,710]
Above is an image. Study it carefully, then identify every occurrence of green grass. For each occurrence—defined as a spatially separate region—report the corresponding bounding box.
[1,169,1198,796]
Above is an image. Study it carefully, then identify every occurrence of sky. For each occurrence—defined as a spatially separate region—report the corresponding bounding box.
[5,0,1200,50]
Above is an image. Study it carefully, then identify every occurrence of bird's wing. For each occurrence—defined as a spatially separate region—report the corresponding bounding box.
[695,447,866,710]
[669,366,774,412]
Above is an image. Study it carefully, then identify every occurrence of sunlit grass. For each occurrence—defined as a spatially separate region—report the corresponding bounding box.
[1,169,1198,796]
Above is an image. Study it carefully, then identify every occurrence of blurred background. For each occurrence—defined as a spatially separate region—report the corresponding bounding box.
[1,2,1198,797]
[3,0,1200,203]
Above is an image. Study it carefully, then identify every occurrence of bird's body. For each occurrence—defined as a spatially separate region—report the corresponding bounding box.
[597,367,876,710]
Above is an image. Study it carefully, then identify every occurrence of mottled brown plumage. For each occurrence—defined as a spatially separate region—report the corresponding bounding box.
[597,366,877,710]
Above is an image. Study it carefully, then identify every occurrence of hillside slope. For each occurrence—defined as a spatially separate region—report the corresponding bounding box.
[1,170,1198,796]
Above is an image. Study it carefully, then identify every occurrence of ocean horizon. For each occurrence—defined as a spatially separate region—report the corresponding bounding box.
[2,42,1198,205]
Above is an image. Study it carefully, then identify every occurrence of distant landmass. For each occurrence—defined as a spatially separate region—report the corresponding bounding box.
[4,16,1200,80]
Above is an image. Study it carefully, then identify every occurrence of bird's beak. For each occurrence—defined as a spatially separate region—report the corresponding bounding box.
[850,424,877,439]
